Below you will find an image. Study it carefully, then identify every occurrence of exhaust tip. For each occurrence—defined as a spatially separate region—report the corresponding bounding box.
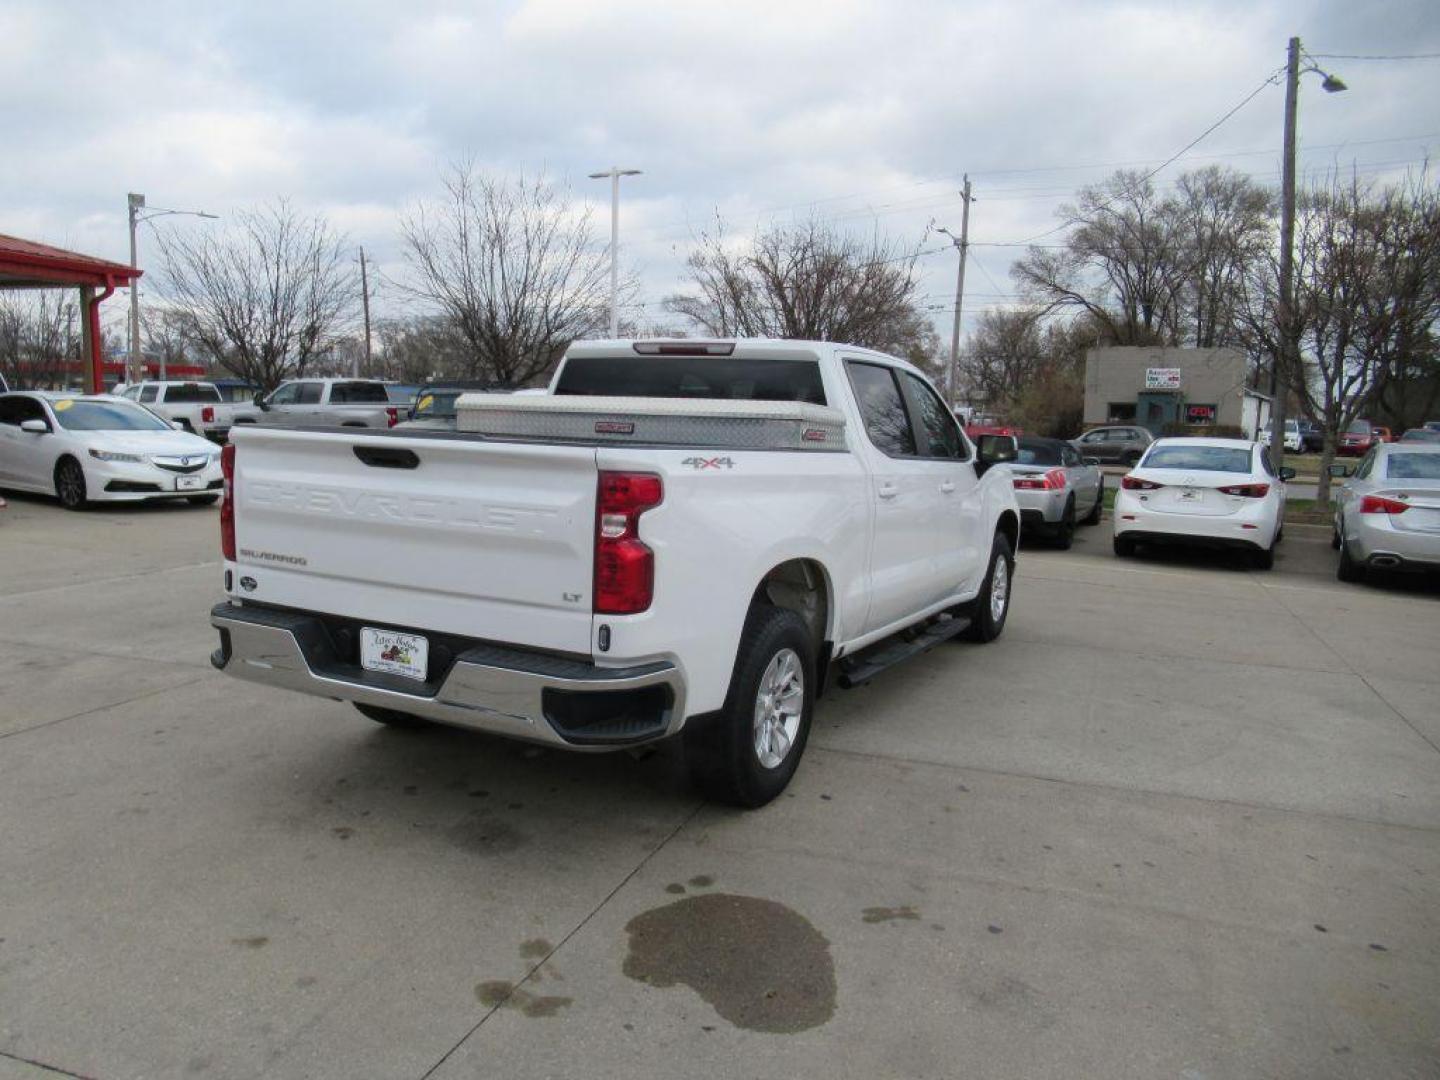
[1369,555,1401,569]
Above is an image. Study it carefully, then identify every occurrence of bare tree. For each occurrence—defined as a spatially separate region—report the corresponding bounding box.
[665,217,927,351]
[0,291,80,389]
[961,308,1095,435]
[1013,171,1188,345]
[397,166,612,388]
[154,201,354,392]
[370,316,475,383]
[1169,167,1275,348]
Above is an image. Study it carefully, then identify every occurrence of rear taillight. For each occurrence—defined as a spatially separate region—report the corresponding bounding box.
[1014,468,1067,491]
[201,406,215,423]
[1122,475,1163,490]
[594,471,663,614]
[386,407,399,427]
[220,443,236,561]
[1360,494,1409,515]
[1217,483,1270,498]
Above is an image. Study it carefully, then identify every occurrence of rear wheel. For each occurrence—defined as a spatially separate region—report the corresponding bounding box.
[962,531,1014,642]
[1336,530,1365,583]
[1252,543,1275,570]
[1330,526,1341,550]
[353,702,430,729]
[1113,535,1136,558]
[1082,480,1104,525]
[55,457,88,511]
[1051,499,1076,550]
[685,606,815,808]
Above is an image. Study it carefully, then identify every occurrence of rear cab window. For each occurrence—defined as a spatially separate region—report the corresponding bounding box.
[164,383,222,403]
[331,381,389,404]
[554,355,826,404]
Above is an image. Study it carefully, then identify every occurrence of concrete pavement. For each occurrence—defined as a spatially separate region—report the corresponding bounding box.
[0,492,1436,1079]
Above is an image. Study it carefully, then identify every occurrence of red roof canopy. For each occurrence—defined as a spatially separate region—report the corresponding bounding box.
[0,234,141,289]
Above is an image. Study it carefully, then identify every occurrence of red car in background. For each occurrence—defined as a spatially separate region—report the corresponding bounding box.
[964,417,1023,441]
[1338,420,1389,456]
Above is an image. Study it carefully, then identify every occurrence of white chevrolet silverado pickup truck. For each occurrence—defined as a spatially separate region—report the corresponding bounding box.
[209,340,1021,806]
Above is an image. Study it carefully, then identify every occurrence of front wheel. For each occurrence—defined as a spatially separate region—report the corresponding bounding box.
[685,605,815,808]
[962,531,1014,642]
[55,457,88,511]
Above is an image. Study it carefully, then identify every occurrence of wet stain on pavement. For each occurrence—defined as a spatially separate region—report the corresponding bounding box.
[448,814,526,855]
[519,938,553,959]
[232,936,269,949]
[688,875,715,888]
[664,883,686,894]
[862,905,920,924]
[623,893,835,1034]
[475,979,572,1018]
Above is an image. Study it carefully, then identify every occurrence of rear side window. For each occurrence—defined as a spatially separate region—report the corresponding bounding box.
[1387,452,1440,479]
[554,355,826,404]
[845,362,915,457]
[901,373,967,460]
[138,385,158,403]
[295,383,323,405]
[331,381,389,403]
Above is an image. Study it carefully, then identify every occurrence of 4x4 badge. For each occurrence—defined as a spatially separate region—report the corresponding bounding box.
[682,456,735,470]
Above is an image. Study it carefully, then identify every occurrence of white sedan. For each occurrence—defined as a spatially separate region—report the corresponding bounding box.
[1113,437,1294,569]
[0,391,223,510]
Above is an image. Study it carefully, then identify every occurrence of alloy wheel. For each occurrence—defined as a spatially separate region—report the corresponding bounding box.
[752,648,804,770]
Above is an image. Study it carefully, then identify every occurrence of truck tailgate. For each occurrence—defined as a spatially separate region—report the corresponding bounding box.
[229,427,597,655]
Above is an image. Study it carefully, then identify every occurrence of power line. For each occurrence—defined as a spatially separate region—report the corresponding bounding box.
[1309,52,1440,60]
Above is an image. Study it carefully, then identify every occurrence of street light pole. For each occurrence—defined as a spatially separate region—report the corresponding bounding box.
[588,167,641,337]
[935,175,973,406]
[128,194,144,385]
[1268,37,1346,469]
[125,195,219,382]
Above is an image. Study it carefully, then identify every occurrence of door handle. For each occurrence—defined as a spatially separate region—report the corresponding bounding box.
[878,483,898,500]
[939,481,955,494]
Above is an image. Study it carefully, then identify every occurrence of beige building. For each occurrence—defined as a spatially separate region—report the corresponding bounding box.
[1083,346,1251,434]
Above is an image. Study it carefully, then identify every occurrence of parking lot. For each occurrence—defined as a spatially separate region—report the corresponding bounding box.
[1,495,1437,1080]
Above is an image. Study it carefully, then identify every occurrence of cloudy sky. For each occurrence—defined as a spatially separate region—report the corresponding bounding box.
[5,0,1439,341]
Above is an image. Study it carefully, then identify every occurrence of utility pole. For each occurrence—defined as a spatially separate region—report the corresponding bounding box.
[588,167,642,337]
[128,193,144,384]
[1269,37,1347,469]
[935,176,973,405]
[1268,37,1301,469]
[359,246,372,378]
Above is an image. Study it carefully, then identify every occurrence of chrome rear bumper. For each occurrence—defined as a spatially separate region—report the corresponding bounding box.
[210,602,685,748]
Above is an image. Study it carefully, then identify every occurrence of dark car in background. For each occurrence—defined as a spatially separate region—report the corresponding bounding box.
[1071,424,1155,466]
[1297,419,1324,453]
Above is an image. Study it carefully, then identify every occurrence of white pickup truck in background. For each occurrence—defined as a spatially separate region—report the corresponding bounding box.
[233,377,400,429]
[119,380,236,443]
[209,340,1021,806]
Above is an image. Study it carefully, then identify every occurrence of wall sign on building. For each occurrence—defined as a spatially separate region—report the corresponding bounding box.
[1144,368,1182,390]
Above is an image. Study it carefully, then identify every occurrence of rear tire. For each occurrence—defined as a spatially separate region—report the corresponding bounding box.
[1051,500,1076,550]
[962,532,1014,642]
[1082,480,1104,525]
[1113,536,1136,558]
[354,702,430,729]
[1336,532,1365,583]
[55,457,88,511]
[1330,525,1341,550]
[685,606,815,808]
[1252,543,1275,570]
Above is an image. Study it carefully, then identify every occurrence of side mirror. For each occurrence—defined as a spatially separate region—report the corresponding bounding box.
[1279,466,1297,481]
[253,391,270,409]
[1327,463,1351,478]
[20,419,48,434]
[975,434,1018,476]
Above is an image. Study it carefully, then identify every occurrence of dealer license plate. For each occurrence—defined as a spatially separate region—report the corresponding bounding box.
[360,627,429,681]
[1178,487,1200,502]
[175,474,205,491]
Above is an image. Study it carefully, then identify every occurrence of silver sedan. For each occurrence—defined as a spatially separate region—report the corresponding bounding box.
[1330,443,1440,582]
[1012,436,1105,549]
